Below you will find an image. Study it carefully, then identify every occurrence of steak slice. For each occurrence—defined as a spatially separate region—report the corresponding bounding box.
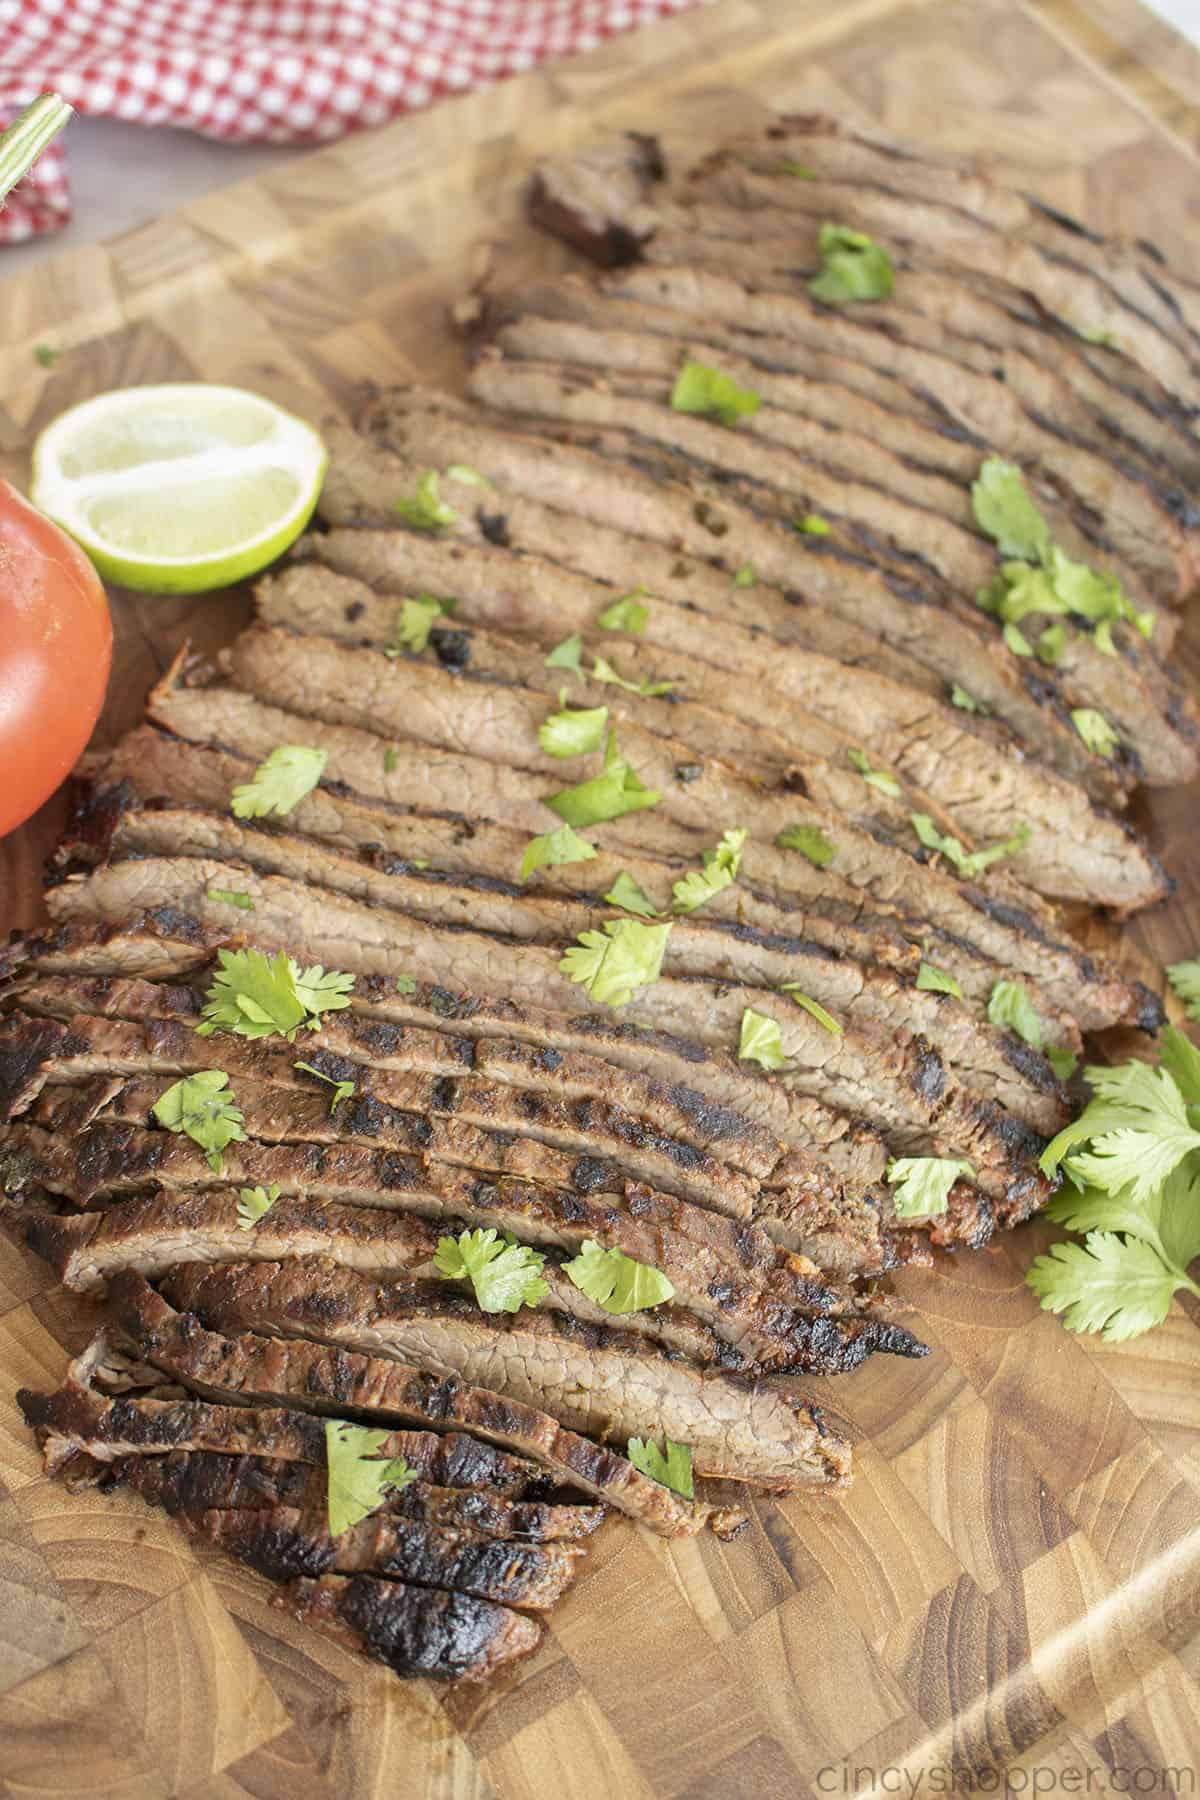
[110,1471,586,1610]
[108,1272,729,1530]
[93,806,1072,1132]
[18,1375,550,1496]
[143,634,1163,1019]
[101,1449,604,1538]
[464,352,1188,790]
[275,1573,541,1682]
[157,1258,856,1490]
[352,389,1134,802]
[16,1126,918,1376]
[279,539,1145,928]
[39,856,1058,1191]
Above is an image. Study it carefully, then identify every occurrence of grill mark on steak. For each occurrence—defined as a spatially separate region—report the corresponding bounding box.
[277,1573,543,1682]
[156,1258,858,1488]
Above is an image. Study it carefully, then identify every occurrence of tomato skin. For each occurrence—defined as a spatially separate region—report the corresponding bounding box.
[0,478,112,839]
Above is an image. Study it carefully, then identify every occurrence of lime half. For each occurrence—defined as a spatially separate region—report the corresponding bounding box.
[31,383,328,593]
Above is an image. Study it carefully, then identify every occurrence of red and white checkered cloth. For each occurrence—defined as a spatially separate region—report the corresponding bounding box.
[0,0,704,243]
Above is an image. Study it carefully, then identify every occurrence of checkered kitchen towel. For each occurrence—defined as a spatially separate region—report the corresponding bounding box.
[0,0,705,243]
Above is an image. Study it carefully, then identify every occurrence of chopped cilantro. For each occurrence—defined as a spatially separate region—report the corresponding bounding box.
[887,1156,975,1219]
[544,633,585,680]
[293,1059,356,1115]
[559,919,672,1008]
[847,747,901,798]
[520,823,598,881]
[910,813,1031,881]
[590,654,674,698]
[562,1240,675,1314]
[916,961,962,998]
[206,888,254,912]
[326,1420,418,1538]
[670,359,761,427]
[195,948,354,1043]
[434,1227,549,1313]
[971,458,1051,563]
[795,513,830,536]
[1071,707,1120,759]
[732,564,756,588]
[627,1435,694,1499]
[597,588,650,634]
[545,730,660,828]
[152,1072,246,1176]
[538,699,609,759]
[672,828,745,915]
[775,824,835,867]
[738,1007,787,1071]
[236,1184,280,1230]
[604,871,661,918]
[231,745,326,818]
[384,594,452,657]
[808,222,894,303]
[780,983,842,1035]
[394,470,455,531]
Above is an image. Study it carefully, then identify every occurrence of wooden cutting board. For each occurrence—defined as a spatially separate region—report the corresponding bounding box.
[2,2,1199,1792]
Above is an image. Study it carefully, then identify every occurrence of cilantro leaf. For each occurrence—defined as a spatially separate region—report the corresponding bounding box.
[231,745,326,819]
[626,1435,694,1500]
[152,1071,246,1175]
[562,1239,675,1314]
[780,983,842,1035]
[538,699,609,759]
[326,1420,418,1538]
[1167,961,1200,1022]
[1071,708,1120,759]
[733,564,756,588]
[385,594,452,657]
[775,824,835,867]
[559,919,671,1008]
[1048,1046,1079,1081]
[971,458,1051,562]
[394,974,417,994]
[1003,620,1033,657]
[597,588,650,634]
[445,463,486,487]
[196,949,353,1043]
[916,961,961,998]
[34,343,58,368]
[383,747,399,773]
[207,888,254,911]
[671,828,745,915]
[670,360,761,427]
[544,633,584,680]
[1160,1026,1200,1105]
[987,980,1044,1050]
[394,470,455,532]
[434,1227,549,1313]
[1040,1058,1200,1202]
[545,731,661,828]
[1026,1234,1181,1341]
[1036,623,1067,665]
[1046,547,1153,639]
[520,824,598,881]
[237,1184,280,1230]
[950,685,988,715]
[604,871,661,918]
[738,1007,787,1071]
[293,1059,355,1115]
[847,747,901,798]
[590,654,674,698]
[977,562,1068,627]
[795,513,831,536]
[910,813,1031,882]
[808,222,894,304]
[886,1156,975,1220]
[782,161,817,179]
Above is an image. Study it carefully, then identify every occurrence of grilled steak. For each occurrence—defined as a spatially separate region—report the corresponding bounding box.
[99,1449,604,1539]
[19,1376,552,1496]
[275,1573,541,1682]
[107,1272,729,1530]
[155,1257,853,1491]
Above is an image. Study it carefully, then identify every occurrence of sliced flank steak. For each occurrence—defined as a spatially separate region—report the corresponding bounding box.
[36,855,1060,1195]
[352,388,1172,804]
[158,1257,860,1489]
[112,1268,846,1504]
[274,1573,542,1683]
[98,1448,605,1540]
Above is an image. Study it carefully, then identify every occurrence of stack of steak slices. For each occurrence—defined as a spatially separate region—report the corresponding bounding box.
[3,112,1195,1686]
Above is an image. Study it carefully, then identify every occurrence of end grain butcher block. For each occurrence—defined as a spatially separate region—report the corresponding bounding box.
[2,0,1200,1793]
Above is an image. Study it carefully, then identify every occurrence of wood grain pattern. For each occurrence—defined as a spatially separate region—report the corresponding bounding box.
[2,0,1199,1791]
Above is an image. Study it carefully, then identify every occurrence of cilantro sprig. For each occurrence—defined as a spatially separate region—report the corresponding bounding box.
[196,948,354,1043]
[434,1228,549,1313]
[237,1184,281,1230]
[911,813,1032,882]
[326,1420,418,1538]
[385,594,453,657]
[294,1060,356,1115]
[847,748,901,798]
[394,470,456,532]
[1026,1030,1200,1340]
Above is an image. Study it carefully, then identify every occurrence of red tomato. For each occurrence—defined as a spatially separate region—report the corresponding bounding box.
[0,477,112,838]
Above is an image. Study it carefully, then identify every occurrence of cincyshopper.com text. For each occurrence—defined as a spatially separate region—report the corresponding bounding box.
[816,1764,1197,1794]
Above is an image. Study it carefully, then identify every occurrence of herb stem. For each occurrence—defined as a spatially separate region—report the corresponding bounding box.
[0,94,72,207]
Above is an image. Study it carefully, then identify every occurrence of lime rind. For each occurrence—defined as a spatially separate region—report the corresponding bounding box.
[30,383,328,595]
